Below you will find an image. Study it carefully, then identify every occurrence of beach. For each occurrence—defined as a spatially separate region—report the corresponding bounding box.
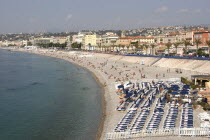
[5,47,210,140]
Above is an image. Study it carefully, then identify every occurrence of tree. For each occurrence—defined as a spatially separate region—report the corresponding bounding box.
[183,40,191,55]
[88,43,92,51]
[144,44,149,55]
[173,42,181,55]
[139,44,145,55]
[165,43,172,55]
[150,44,156,55]
[194,39,202,57]
[121,45,124,52]
[117,44,121,52]
[132,41,139,54]
[140,44,144,50]
[206,40,210,57]
[71,42,81,49]
[27,41,32,46]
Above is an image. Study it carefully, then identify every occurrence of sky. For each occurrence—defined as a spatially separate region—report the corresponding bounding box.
[0,0,210,33]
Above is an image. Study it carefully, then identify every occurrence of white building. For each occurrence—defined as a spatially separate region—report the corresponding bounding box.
[101,32,119,47]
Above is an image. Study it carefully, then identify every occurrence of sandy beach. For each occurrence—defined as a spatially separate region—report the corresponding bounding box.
[5,47,210,140]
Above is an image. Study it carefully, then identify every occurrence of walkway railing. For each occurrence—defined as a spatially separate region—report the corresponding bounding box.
[125,54,210,61]
[106,128,210,139]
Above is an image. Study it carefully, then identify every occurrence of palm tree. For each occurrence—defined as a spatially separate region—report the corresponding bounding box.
[101,46,104,52]
[165,43,172,55]
[173,42,181,55]
[104,46,108,52]
[127,45,130,51]
[150,44,156,55]
[112,43,115,52]
[139,44,144,55]
[121,45,125,52]
[134,41,139,54]
[117,44,121,53]
[144,44,149,55]
[183,40,191,55]
[194,39,202,57]
[206,40,210,57]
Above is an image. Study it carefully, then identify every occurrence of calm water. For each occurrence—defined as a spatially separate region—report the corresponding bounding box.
[0,49,102,140]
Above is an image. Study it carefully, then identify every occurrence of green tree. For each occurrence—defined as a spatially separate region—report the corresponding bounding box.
[132,41,138,53]
[183,40,191,55]
[206,40,210,57]
[122,45,125,52]
[150,44,156,55]
[144,44,149,55]
[88,43,91,51]
[173,42,181,55]
[139,44,145,54]
[165,43,172,55]
[27,41,32,46]
[117,44,121,52]
[72,42,81,49]
[194,39,202,56]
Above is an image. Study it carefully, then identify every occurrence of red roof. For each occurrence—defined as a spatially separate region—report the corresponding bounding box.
[119,36,154,40]
[168,33,179,36]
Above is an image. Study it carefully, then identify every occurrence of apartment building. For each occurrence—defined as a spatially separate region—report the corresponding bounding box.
[84,34,97,50]
[116,36,154,46]
[51,37,67,44]
[132,36,155,44]
[33,38,51,45]
[101,32,119,47]
[194,31,210,46]
[116,37,132,46]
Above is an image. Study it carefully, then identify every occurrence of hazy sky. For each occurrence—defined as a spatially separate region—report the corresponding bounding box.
[0,0,210,33]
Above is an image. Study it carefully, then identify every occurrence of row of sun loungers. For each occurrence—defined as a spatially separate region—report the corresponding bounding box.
[114,83,155,132]
[146,97,166,130]
[163,101,179,129]
[130,88,159,132]
[180,103,193,128]
[114,81,194,133]
[114,110,137,132]
[116,82,151,111]
[130,109,150,131]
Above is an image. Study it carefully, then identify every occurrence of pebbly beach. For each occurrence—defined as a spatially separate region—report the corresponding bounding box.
[5,47,210,140]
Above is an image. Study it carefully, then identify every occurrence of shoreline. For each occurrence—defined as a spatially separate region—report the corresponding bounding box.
[64,57,107,140]
[2,47,210,140]
[3,48,107,140]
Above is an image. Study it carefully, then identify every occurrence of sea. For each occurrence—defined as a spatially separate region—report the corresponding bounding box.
[0,49,102,140]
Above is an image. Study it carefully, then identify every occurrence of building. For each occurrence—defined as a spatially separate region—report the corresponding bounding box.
[121,30,126,37]
[22,40,28,46]
[66,36,72,49]
[154,33,185,44]
[51,37,67,44]
[116,36,155,46]
[194,31,210,46]
[32,36,68,46]
[116,37,132,46]
[101,32,119,47]
[33,38,51,45]
[132,36,155,44]
[84,34,97,50]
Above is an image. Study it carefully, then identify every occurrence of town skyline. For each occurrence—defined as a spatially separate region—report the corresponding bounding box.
[0,0,210,33]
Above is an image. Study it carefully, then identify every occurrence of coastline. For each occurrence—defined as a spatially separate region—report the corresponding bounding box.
[2,47,210,140]
[63,58,107,140]
[4,48,107,140]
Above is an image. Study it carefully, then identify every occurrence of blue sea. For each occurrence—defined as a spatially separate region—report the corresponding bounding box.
[0,49,102,140]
